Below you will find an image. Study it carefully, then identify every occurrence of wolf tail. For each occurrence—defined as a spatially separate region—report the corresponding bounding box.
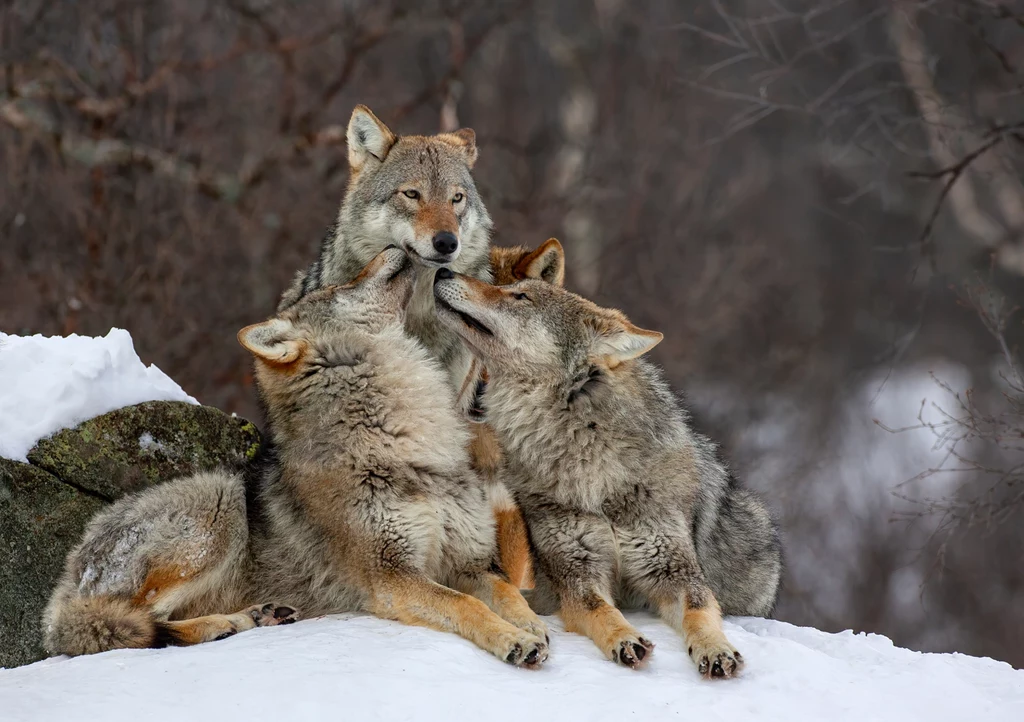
[44,595,158,657]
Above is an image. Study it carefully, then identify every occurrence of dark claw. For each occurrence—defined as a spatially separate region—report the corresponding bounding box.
[214,630,237,641]
[524,648,540,666]
[506,643,523,664]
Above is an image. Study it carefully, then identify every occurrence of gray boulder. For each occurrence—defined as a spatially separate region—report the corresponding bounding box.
[0,458,104,669]
[27,401,261,501]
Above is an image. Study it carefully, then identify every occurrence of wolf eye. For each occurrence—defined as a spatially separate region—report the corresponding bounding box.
[452,193,465,204]
[402,189,420,200]
[512,292,530,301]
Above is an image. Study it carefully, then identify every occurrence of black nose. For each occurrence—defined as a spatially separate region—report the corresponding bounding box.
[435,268,455,283]
[432,232,459,256]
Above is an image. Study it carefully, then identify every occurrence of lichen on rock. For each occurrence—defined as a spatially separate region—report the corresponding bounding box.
[26,401,262,501]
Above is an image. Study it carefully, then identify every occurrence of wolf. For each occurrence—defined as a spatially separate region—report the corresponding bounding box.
[279,105,534,589]
[432,267,782,679]
[43,247,549,667]
[279,105,492,415]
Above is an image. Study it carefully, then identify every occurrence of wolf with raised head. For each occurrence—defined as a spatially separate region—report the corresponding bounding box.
[280,105,492,413]
[43,248,548,668]
[433,267,782,679]
[280,106,541,588]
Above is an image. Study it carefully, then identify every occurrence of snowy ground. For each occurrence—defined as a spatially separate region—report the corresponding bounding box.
[2,332,1021,720]
[1,613,1021,721]
[0,328,196,461]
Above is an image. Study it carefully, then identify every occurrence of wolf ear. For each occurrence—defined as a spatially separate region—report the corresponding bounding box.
[438,128,478,168]
[591,318,663,367]
[516,238,565,286]
[347,105,397,172]
[238,318,305,365]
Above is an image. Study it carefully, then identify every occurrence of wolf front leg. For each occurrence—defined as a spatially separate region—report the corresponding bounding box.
[158,603,298,646]
[453,570,548,644]
[655,588,743,679]
[368,573,548,667]
[620,520,743,679]
[523,501,654,668]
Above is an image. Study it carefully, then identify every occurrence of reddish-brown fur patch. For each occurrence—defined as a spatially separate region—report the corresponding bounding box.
[132,565,191,606]
[495,507,534,589]
[413,202,459,241]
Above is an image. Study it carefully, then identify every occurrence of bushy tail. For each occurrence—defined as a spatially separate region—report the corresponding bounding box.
[44,595,157,657]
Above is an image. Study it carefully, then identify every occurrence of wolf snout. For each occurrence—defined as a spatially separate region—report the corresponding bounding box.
[434,267,455,283]
[432,231,459,256]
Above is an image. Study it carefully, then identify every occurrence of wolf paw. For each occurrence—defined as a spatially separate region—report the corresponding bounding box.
[505,613,549,646]
[689,642,743,679]
[611,635,655,669]
[502,634,549,669]
[248,603,299,627]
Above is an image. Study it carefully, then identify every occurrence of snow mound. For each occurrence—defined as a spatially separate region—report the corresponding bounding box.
[0,329,197,461]
[1,613,1020,721]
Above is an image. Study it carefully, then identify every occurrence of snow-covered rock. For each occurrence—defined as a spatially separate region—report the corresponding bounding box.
[0,329,196,462]
[1,613,1020,721]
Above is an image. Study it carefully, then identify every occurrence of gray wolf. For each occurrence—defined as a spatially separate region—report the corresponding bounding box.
[432,268,782,679]
[279,106,531,591]
[279,105,492,415]
[43,248,549,667]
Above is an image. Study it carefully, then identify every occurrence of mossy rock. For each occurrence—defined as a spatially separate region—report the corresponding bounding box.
[0,457,106,669]
[26,401,262,501]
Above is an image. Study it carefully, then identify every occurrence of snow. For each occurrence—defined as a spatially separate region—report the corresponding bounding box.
[0,329,197,461]
[2,332,1020,719]
[0,613,1020,721]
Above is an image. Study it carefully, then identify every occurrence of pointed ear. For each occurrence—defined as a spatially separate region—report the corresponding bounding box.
[516,238,565,286]
[591,318,663,367]
[237,318,304,365]
[347,105,397,172]
[438,128,478,167]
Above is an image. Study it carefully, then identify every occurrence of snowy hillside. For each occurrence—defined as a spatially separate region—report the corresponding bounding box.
[1,612,1021,722]
[0,329,196,461]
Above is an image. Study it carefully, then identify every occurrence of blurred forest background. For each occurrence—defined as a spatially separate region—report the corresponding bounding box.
[2,0,1024,666]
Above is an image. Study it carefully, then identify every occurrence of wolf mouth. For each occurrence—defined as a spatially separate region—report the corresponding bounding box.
[403,243,453,268]
[436,297,494,336]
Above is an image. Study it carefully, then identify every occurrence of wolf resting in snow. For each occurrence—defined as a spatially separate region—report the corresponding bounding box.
[434,266,782,678]
[43,247,548,668]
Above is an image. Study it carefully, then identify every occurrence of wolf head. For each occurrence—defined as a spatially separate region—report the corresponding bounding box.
[239,246,415,377]
[340,105,492,274]
[433,266,661,388]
